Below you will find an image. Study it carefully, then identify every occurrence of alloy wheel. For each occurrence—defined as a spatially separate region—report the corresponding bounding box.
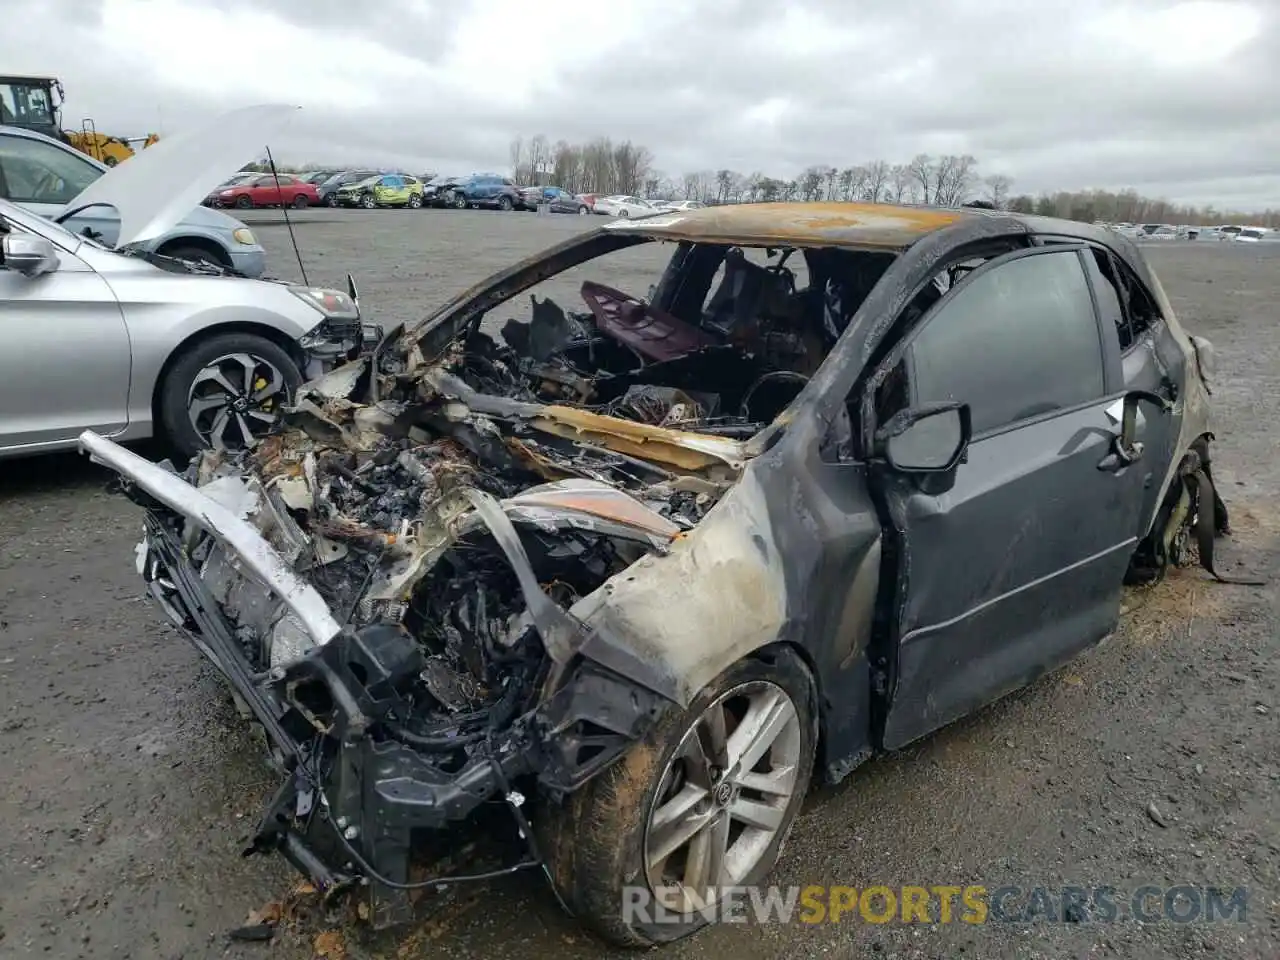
[186,352,289,453]
[643,679,803,915]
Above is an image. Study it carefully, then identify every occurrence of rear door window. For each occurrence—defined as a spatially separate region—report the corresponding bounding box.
[907,249,1106,434]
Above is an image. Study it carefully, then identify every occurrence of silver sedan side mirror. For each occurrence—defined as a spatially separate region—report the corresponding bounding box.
[2,233,60,278]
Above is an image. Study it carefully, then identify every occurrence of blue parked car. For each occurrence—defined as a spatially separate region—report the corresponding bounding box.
[0,124,268,276]
[443,173,522,211]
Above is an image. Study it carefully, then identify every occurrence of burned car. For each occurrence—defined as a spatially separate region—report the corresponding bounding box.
[80,202,1233,946]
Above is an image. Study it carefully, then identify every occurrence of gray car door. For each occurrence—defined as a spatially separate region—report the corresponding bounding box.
[1083,245,1183,532]
[870,246,1152,750]
[0,237,131,449]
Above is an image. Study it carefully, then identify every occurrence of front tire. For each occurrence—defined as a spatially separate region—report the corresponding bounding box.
[360,193,376,209]
[408,194,422,209]
[324,194,339,207]
[158,333,302,460]
[537,650,816,947]
[617,208,630,218]
[234,195,253,209]
[578,205,590,215]
[454,191,468,209]
[498,195,513,211]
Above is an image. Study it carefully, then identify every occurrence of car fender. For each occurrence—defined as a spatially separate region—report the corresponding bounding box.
[103,284,319,431]
[567,466,788,708]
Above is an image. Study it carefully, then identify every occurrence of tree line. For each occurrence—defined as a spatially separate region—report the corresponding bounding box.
[506,134,1278,227]
[245,141,1277,228]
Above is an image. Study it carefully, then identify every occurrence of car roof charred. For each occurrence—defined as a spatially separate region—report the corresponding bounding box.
[600,200,1130,256]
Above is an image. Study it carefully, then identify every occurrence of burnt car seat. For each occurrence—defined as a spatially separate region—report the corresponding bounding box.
[704,247,771,333]
[580,281,716,363]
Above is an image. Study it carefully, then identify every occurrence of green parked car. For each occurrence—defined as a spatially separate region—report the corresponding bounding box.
[335,174,424,209]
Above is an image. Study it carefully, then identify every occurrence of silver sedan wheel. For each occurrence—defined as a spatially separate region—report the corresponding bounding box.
[186,352,288,452]
[643,679,802,915]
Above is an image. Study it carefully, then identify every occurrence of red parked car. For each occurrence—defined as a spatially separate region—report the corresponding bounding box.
[207,174,319,209]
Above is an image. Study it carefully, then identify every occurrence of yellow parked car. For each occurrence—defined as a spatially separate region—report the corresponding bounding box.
[334,173,424,209]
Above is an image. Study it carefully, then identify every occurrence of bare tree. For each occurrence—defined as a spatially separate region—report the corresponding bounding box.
[681,172,699,200]
[521,134,550,184]
[551,140,579,192]
[582,137,615,193]
[715,169,734,204]
[799,166,824,201]
[758,177,784,202]
[837,167,855,200]
[983,174,1013,209]
[907,154,935,205]
[509,136,524,180]
[823,166,839,201]
[613,141,652,195]
[694,170,715,201]
[888,164,911,203]
[864,159,890,203]
[846,165,869,201]
[933,154,978,206]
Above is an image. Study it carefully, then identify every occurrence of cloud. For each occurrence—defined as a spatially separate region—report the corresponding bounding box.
[5,0,1277,208]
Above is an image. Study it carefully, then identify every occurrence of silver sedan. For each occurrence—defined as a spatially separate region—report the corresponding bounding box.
[0,197,366,460]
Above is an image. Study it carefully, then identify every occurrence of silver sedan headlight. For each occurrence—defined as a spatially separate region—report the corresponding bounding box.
[289,285,360,321]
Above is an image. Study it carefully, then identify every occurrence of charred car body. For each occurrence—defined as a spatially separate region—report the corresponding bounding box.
[81,202,1231,946]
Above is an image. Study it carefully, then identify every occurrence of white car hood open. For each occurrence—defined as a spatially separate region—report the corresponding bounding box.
[55,103,301,249]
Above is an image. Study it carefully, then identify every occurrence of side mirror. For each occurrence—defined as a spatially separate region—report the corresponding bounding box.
[2,233,59,278]
[876,402,971,472]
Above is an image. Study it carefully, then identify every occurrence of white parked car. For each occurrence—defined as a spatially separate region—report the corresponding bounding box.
[593,195,658,218]
[655,199,707,212]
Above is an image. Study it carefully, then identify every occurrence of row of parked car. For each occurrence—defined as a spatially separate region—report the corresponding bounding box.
[203,169,431,210]
[202,166,714,219]
[1108,222,1275,242]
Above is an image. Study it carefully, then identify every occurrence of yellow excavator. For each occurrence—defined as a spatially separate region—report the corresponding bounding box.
[0,74,159,165]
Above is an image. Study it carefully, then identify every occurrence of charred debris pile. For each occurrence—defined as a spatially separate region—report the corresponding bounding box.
[193,289,808,741]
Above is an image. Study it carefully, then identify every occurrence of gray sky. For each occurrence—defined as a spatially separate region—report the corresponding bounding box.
[9,0,1278,210]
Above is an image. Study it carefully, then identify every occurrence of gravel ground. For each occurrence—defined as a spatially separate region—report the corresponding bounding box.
[1,210,1277,960]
